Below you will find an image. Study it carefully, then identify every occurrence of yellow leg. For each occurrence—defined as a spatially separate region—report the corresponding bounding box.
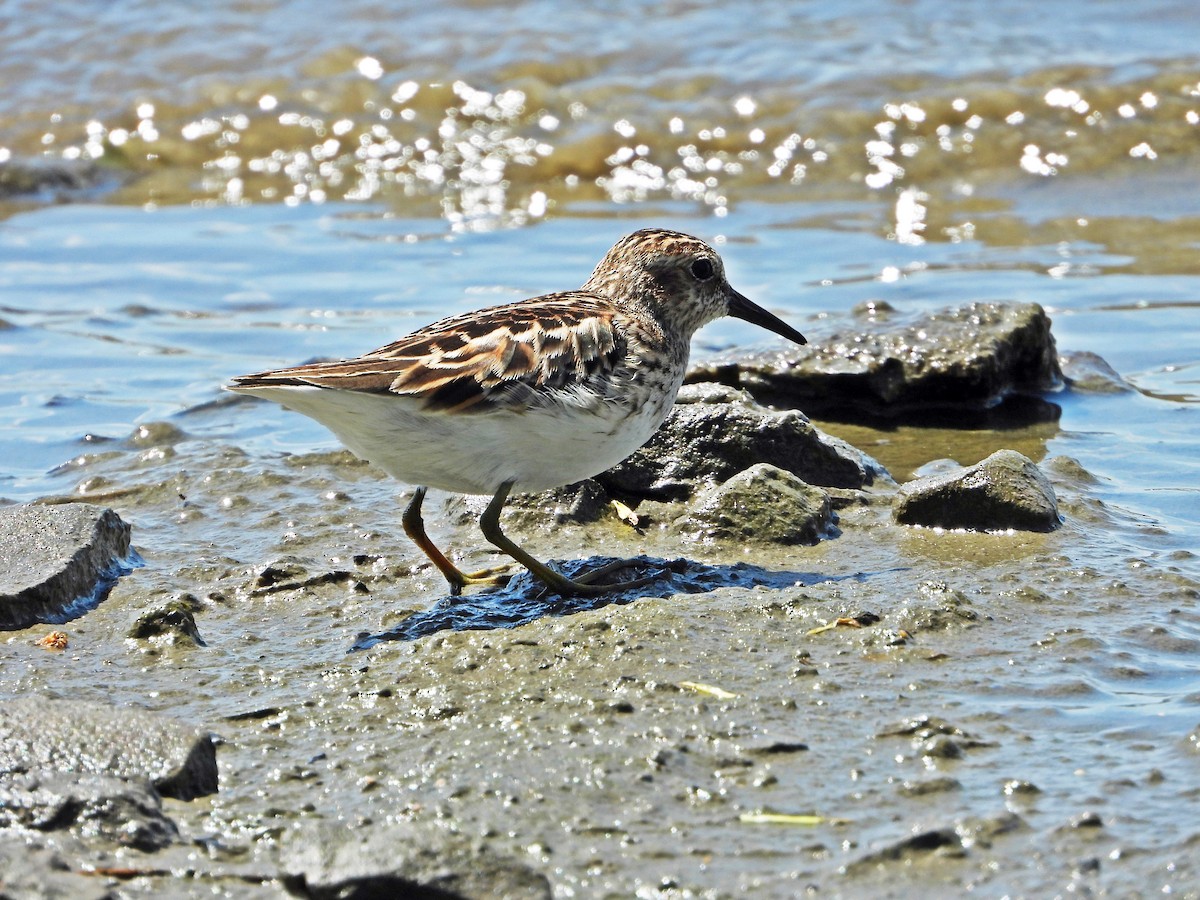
[478,482,662,597]
[401,487,514,596]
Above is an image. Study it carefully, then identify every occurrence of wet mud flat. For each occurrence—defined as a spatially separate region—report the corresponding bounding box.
[3,303,1199,898]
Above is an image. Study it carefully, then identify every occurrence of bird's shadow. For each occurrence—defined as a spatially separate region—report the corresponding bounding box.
[351,556,885,650]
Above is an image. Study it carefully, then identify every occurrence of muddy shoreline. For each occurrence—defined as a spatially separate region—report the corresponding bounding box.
[3,304,1198,897]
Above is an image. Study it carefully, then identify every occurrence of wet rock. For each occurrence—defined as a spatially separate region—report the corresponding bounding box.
[1003,779,1042,796]
[689,301,1062,418]
[0,157,125,200]
[507,479,613,526]
[847,812,1023,873]
[676,464,834,545]
[909,458,965,480]
[1067,811,1105,830]
[963,811,1026,846]
[1076,857,1102,875]
[1188,723,1200,753]
[742,736,810,755]
[0,503,141,630]
[847,827,962,870]
[128,596,207,646]
[899,776,961,796]
[251,559,354,595]
[893,449,1061,532]
[877,714,968,740]
[1042,455,1101,486]
[281,821,552,900]
[283,448,368,470]
[127,421,190,447]
[898,581,980,631]
[0,771,179,851]
[598,383,886,500]
[920,734,964,759]
[254,559,310,589]
[847,610,882,627]
[879,708,994,752]
[0,696,218,801]
[1059,351,1135,393]
[0,843,116,900]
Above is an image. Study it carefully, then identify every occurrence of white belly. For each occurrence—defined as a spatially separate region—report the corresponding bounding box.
[236,384,677,495]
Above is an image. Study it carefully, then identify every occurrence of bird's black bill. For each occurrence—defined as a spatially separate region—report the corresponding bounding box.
[728,289,807,346]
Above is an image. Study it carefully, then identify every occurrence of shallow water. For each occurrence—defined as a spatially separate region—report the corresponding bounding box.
[2,0,1200,895]
[3,201,1196,541]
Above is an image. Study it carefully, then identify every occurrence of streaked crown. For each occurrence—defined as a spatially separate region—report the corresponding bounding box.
[582,228,736,336]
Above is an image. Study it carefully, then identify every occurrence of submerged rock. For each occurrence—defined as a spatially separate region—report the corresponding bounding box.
[598,382,886,500]
[127,420,190,447]
[1059,350,1136,393]
[892,449,1061,532]
[0,696,218,801]
[0,503,141,630]
[677,463,834,545]
[281,821,552,900]
[689,301,1062,418]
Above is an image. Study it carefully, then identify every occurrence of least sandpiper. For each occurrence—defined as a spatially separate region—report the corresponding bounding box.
[228,228,807,596]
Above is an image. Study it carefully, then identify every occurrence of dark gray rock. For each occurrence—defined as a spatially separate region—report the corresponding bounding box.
[689,301,1062,418]
[598,383,886,500]
[0,503,140,630]
[128,596,207,646]
[281,822,552,900]
[0,696,218,801]
[0,771,179,851]
[893,449,1061,532]
[676,464,834,545]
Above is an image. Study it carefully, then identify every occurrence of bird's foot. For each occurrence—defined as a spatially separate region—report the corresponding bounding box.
[446,563,517,596]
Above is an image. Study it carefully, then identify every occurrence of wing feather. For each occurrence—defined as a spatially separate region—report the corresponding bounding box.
[228,292,633,414]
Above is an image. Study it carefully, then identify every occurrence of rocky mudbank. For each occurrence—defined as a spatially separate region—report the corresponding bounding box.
[1,300,1107,897]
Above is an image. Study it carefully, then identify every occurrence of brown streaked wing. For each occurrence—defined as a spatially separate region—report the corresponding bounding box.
[231,292,629,414]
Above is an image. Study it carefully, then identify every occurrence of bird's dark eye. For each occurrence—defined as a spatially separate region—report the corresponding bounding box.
[690,258,714,281]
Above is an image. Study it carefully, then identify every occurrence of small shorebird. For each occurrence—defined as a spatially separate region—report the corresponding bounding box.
[228,228,807,596]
